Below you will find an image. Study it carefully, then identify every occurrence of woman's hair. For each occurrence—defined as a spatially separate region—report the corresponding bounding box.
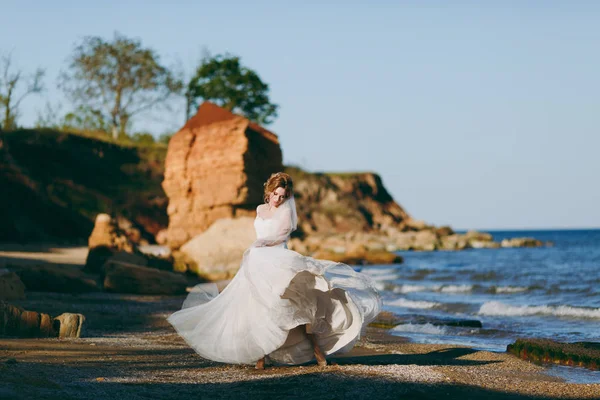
[263,172,294,203]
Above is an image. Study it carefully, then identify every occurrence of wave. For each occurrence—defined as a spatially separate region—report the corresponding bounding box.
[361,268,400,281]
[392,323,447,335]
[492,286,529,294]
[392,284,472,294]
[385,298,440,309]
[440,284,473,293]
[478,301,600,319]
[393,284,438,294]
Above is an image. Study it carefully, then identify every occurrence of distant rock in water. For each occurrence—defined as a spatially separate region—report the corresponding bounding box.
[162,102,283,249]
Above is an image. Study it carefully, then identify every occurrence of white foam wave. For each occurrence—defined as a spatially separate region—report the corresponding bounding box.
[392,323,447,335]
[369,273,401,281]
[494,286,528,294]
[385,298,440,309]
[361,267,398,276]
[478,301,600,319]
[440,284,473,293]
[393,284,438,294]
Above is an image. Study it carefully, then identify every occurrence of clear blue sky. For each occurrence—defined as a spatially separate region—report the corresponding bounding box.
[2,1,599,230]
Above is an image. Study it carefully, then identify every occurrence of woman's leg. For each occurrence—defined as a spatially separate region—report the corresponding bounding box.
[255,356,265,370]
[305,324,327,366]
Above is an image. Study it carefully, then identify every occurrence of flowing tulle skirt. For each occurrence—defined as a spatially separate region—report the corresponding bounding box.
[166,246,382,365]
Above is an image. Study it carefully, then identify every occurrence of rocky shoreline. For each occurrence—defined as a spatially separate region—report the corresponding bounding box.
[1,289,598,399]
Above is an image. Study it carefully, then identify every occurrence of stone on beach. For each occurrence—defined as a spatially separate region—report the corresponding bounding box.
[0,270,26,300]
[13,264,101,293]
[178,217,256,280]
[0,303,85,338]
[102,260,188,295]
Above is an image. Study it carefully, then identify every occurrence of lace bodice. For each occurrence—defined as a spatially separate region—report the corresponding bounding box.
[254,216,288,249]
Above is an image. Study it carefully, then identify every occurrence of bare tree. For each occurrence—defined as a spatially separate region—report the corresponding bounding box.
[59,33,182,139]
[0,52,45,130]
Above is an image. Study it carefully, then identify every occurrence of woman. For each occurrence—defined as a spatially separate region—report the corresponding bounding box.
[167,172,382,369]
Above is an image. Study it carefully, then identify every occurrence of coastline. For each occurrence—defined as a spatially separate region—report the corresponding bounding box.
[1,291,599,399]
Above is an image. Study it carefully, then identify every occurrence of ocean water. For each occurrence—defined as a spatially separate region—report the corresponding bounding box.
[356,229,600,382]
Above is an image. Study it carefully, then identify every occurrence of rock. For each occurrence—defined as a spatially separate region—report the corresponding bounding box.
[435,226,454,236]
[312,249,403,265]
[86,214,174,274]
[286,166,412,236]
[155,229,168,245]
[179,217,256,280]
[54,313,85,338]
[412,230,439,251]
[288,238,308,255]
[162,102,283,249]
[470,240,501,249]
[465,230,493,242]
[440,234,470,251]
[102,260,188,295]
[0,303,55,338]
[85,213,138,273]
[403,218,430,231]
[507,338,600,371]
[393,232,417,251]
[88,213,136,253]
[14,264,101,293]
[0,269,26,300]
[501,237,544,248]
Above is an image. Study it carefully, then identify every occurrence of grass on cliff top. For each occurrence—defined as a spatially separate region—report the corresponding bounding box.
[284,165,376,180]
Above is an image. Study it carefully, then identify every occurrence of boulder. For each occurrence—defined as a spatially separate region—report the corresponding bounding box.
[412,230,439,251]
[103,260,188,295]
[162,102,283,249]
[507,338,600,371]
[440,234,470,251]
[54,313,85,338]
[86,214,174,273]
[501,237,544,248]
[179,217,256,280]
[14,264,101,293]
[88,213,136,252]
[465,230,493,242]
[0,270,26,300]
[470,240,501,249]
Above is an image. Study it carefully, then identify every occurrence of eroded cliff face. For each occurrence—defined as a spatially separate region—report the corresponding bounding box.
[286,167,419,237]
[162,102,283,249]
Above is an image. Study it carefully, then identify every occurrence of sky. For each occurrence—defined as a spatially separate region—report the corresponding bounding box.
[1,1,599,230]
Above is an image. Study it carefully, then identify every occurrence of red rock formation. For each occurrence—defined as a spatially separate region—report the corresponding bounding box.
[162,102,283,249]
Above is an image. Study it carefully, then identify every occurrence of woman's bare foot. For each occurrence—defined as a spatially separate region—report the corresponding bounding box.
[255,356,265,370]
[306,326,327,367]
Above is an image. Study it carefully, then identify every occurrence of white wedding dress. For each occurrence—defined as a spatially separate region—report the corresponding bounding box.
[167,197,382,365]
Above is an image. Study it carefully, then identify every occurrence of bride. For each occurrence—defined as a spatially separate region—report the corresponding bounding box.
[167,172,382,369]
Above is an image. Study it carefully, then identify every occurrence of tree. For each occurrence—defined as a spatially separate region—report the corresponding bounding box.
[186,54,278,125]
[35,102,110,133]
[0,52,45,130]
[60,33,182,140]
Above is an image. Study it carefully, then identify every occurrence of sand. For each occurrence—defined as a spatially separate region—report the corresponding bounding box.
[1,246,599,399]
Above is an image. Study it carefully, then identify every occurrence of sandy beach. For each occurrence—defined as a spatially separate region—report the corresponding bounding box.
[1,246,599,399]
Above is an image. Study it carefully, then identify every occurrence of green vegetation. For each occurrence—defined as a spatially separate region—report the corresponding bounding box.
[186,54,278,125]
[0,128,168,242]
[507,338,600,371]
[59,33,182,139]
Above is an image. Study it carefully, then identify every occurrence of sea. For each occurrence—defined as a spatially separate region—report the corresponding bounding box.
[356,229,600,383]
